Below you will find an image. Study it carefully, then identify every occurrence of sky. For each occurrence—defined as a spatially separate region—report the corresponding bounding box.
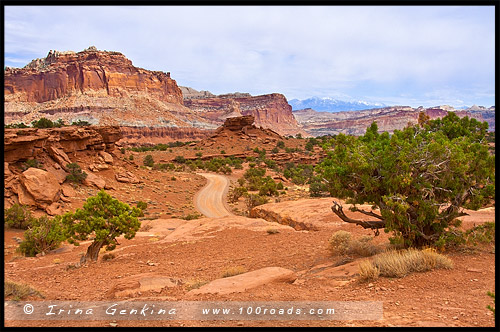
[3,5,495,108]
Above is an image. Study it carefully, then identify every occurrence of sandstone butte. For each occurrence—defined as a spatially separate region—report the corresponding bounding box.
[4,46,307,142]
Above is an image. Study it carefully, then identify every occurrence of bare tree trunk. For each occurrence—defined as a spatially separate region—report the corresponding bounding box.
[80,240,105,265]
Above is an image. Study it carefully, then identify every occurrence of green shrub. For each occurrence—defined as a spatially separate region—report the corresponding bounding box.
[22,159,44,171]
[174,155,186,163]
[18,216,66,257]
[487,291,495,315]
[31,117,54,128]
[228,186,248,203]
[181,213,202,220]
[71,119,91,126]
[244,193,269,211]
[137,201,148,211]
[129,154,134,160]
[4,204,34,229]
[143,154,154,167]
[65,163,87,184]
[277,141,285,149]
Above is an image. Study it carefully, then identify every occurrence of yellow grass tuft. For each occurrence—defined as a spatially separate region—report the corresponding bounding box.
[5,281,44,300]
[358,248,454,280]
[220,266,248,278]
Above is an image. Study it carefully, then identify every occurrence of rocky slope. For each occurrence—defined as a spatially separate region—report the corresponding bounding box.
[294,106,495,136]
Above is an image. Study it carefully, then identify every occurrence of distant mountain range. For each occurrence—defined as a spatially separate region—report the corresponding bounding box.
[288,97,386,112]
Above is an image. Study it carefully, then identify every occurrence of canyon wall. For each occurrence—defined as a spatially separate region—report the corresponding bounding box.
[184,93,309,137]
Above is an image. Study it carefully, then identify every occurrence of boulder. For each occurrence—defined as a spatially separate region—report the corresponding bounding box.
[61,184,76,197]
[186,267,296,296]
[115,171,141,184]
[19,168,61,205]
[47,146,72,170]
[89,163,109,172]
[107,273,179,299]
[83,172,106,189]
[99,151,114,164]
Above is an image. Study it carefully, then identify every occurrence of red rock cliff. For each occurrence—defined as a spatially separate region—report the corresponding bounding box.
[5,47,183,104]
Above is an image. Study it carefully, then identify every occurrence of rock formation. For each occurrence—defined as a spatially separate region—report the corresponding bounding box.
[294,106,495,137]
[3,126,122,213]
[5,47,307,142]
[184,93,309,137]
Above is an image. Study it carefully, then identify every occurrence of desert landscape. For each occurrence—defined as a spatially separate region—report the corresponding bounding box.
[3,46,495,328]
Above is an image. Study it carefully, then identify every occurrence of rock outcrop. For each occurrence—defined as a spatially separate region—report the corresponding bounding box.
[294,106,495,137]
[186,267,297,296]
[184,93,309,137]
[3,125,121,213]
[4,126,122,163]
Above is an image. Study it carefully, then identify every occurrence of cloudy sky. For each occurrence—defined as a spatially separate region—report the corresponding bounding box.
[4,5,495,108]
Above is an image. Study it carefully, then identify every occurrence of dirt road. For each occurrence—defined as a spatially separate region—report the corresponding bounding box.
[194,173,233,218]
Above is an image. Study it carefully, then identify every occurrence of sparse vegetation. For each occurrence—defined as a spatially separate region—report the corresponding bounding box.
[4,203,34,229]
[143,154,154,167]
[18,215,66,257]
[184,279,209,291]
[71,119,91,126]
[22,158,44,171]
[181,213,202,220]
[65,162,88,184]
[220,266,247,278]
[487,291,495,315]
[5,281,44,301]
[328,231,380,257]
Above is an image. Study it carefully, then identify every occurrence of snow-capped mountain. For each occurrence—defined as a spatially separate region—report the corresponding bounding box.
[288,97,386,112]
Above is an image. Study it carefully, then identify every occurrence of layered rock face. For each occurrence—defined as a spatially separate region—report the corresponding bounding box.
[4,47,215,133]
[5,47,307,141]
[184,93,308,137]
[4,125,121,214]
[294,106,496,136]
[4,126,121,163]
[5,46,182,104]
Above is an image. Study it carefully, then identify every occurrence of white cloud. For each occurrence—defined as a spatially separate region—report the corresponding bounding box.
[4,5,495,107]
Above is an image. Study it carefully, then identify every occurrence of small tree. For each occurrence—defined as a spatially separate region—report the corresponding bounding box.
[18,216,66,256]
[61,190,142,263]
[316,113,495,248]
[65,163,88,184]
[5,204,34,229]
[143,154,154,167]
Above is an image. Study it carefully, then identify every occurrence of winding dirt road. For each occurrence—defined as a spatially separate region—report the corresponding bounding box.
[194,173,233,218]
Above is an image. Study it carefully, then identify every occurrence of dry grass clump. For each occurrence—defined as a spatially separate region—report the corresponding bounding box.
[358,248,454,281]
[358,260,380,281]
[5,281,44,301]
[184,279,209,291]
[220,266,247,278]
[329,231,381,257]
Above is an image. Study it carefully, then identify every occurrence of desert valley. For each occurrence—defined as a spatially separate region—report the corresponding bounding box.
[3,47,495,328]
